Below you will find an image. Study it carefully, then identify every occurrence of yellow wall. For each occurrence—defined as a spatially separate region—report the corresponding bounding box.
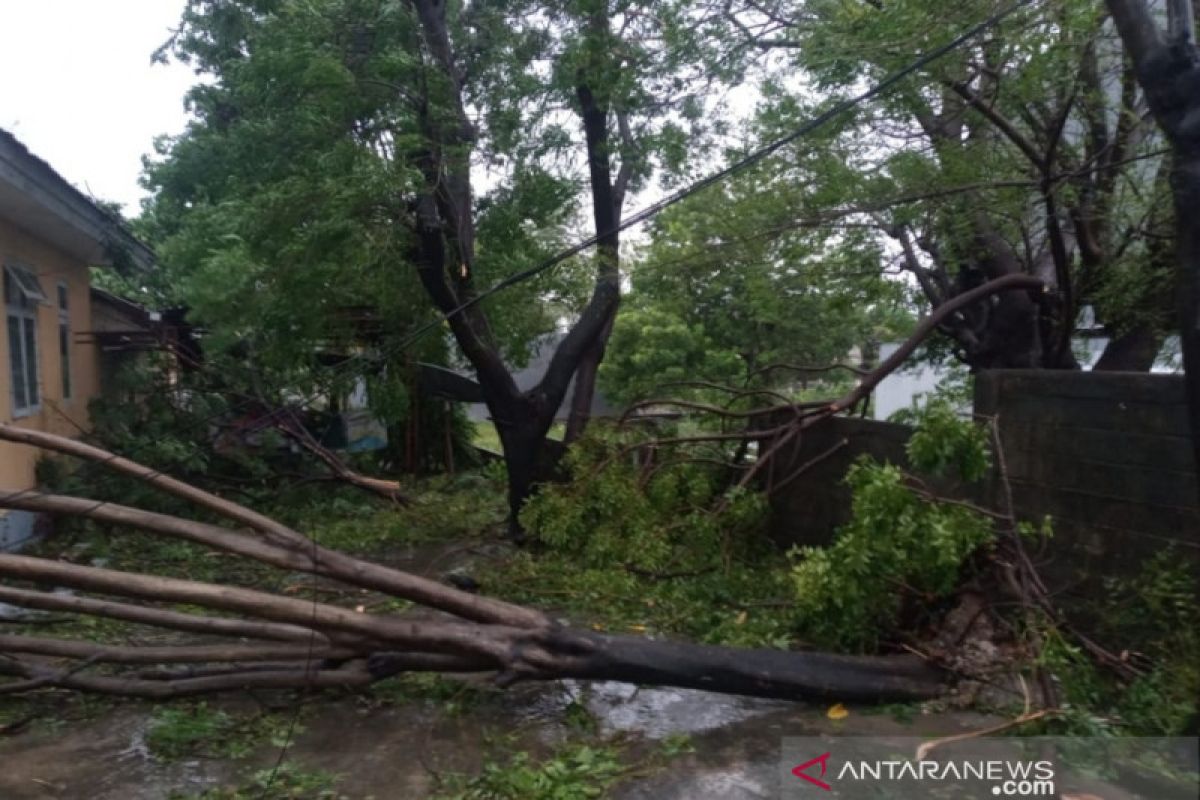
[0,217,100,489]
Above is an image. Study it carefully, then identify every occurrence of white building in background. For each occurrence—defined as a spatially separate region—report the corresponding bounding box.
[870,332,1182,421]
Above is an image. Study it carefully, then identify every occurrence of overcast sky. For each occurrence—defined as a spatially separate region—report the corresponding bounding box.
[0,1,195,215]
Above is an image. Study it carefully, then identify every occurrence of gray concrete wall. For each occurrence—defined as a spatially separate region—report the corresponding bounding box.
[763,416,913,549]
[974,370,1199,588]
[769,370,1199,593]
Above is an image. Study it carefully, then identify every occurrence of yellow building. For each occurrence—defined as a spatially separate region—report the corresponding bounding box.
[1,128,154,548]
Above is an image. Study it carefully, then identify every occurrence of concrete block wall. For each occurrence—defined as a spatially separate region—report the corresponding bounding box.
[767,370,1199,594]
[974,370,1199,590]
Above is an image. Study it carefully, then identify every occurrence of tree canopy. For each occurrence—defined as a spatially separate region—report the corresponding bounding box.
[135,0,1195,516]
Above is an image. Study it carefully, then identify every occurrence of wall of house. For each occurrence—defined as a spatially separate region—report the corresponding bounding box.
[0,216,100,490]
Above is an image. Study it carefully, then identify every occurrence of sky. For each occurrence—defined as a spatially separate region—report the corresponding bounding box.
[0,1,196,215]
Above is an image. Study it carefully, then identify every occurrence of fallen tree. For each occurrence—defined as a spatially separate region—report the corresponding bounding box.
[0,276,1049,703]
[0,424,940,702]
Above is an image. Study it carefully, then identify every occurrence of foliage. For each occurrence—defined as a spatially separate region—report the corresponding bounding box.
[35,358,265,517]
[147,703,298,760]
[904,401,990,482]
[713,0,1174,368]
[1039,548,1200,736]
[494,425,797,647]
[602,169,914,408]
[482,547,799,649]
[521,426,767,573]
[433,741,625,800]
[142,0,745,431]
[789,403,994,650]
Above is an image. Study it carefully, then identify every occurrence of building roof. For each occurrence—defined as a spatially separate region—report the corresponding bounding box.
[0,127,155,272]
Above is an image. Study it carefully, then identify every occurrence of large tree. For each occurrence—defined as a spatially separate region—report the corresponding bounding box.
[1104,0,1200,475]
[146,0,738,533]
[718,0,1177,371]
[600,172,913,407]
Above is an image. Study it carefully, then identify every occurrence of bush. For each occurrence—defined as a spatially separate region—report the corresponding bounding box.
[790,401,994,650]
[519,426,767,572]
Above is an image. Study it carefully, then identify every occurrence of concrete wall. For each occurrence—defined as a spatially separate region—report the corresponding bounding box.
[974,370,1199,587]
[1,216,101,490]
[764,416,913,549]
[769,370,1199,591]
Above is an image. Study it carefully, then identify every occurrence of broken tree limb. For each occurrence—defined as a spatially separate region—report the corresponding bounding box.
[827,275,1045,415]
[270,409,410,505]
[0,427,949,703]
[0,555,519,664]
[0,549,946,701]
[0,655,377,698]
[0,422,308,549]
[611,275,1047,499]
[0,489,545,629]
[0,635,353,665]
[0,584,325,643]
[0,427,547,629]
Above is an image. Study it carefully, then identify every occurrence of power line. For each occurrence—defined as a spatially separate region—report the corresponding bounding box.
[396,0,1037,351]
[1,0,1035,552]
[1,1,1036,785]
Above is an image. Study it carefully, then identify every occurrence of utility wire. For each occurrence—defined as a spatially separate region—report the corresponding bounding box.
[395,0,1037,352]
[1,0,1035,786]
[1,0,1035,552]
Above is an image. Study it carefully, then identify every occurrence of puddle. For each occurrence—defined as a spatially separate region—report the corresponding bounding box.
[0,675,1001,800]
[0,711,237,800]
[521,680,793,740]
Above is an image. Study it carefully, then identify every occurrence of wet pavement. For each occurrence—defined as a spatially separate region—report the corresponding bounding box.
[0,540,999,798]
[0,676,997,800]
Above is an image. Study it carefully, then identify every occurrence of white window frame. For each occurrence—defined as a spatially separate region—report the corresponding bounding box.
[57,281,71,401]
[5,263,44,418]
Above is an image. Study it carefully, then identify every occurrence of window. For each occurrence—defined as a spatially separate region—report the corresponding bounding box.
[57,283,71,399]
[4,264,44,416]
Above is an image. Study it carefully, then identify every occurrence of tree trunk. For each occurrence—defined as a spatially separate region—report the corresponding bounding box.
[1173,149,1200,481]
[373,630,944,703]
[563,316,614,444]
[407,0,623,535]
[494,400,552,542]
[564,68,623,445]
[1103,0,1200,482]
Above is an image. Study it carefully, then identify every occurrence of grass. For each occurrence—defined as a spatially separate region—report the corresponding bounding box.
[477,549,799,649]
[430,729,699,800]
[432,741,626,800]
[146,702,300,760]
[364,672,503,716]
[471,421,564,453]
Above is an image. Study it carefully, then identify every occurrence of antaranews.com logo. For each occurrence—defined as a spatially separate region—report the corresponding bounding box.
[790,750,1054,796]
[780,736,1199,799]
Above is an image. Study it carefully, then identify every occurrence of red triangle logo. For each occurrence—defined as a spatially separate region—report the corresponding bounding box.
[791,752,833,791]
